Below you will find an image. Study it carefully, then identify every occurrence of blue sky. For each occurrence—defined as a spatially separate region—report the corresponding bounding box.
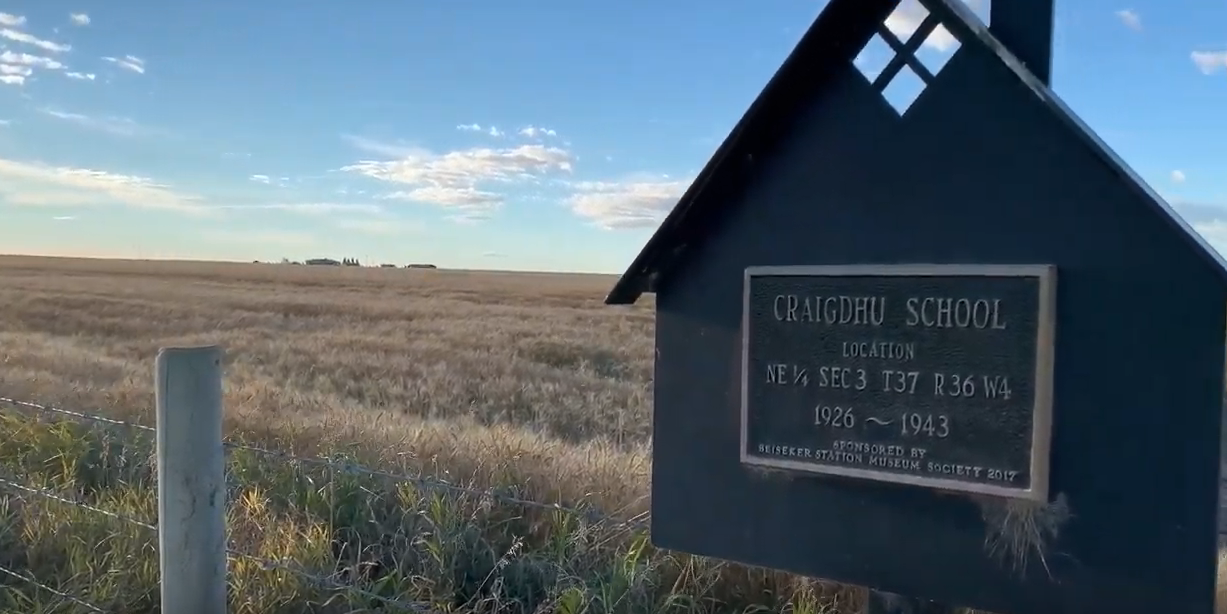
[0,0,1224,273]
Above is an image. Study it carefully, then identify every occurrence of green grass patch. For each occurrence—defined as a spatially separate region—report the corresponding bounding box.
[0,410,853,613]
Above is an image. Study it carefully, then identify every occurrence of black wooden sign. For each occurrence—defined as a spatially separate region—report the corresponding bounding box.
[741,264,1055,501]
[604,0,1227,611]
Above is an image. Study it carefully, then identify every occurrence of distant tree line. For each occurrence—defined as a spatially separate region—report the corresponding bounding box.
[265,257,437,269]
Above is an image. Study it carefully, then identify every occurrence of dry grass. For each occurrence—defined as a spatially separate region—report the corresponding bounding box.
[0,255,855,613]
[0,255,1217,613]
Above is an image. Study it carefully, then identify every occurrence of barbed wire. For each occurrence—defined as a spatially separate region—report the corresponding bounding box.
[0,397,154,434]
[0,468,432,612]
[0,400,147,613]
[224,440,651,531]
[1,397,649,530]
[229,550,434,613]
[0,394,650,611]
[0,564,107,613]
[0,475,157,532]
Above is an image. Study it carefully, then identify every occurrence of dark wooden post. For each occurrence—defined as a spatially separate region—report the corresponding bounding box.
[989,0,1055,85]
[866,590,957,614]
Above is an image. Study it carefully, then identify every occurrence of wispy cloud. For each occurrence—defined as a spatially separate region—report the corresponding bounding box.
[567,175,690,230]
[102,55,145,74]
[518,126,558,138]
[69,13,90,26]
[0,13,25,27]
[457,123,508,138]
[1,50,64,70]
[336,217,423,236]
[3,190,106,207]
[214,202,386,217]
[1115,9,1142,31]
[0,49,65,85]
[0,158,206,213]
[52,215,76,221]
[344,143,574,221]
[342,134,427,158]
[0,64,32,77]
[482,251,507,258]
[201,229,318,247]
[0,119,10,126]
[448,211,494,225]
[0,28,71,53]
[64,71,95,81]
[245,174,292,187]
[40,109,144,137]
[1171,170,1187,183]
[381,186,502,209]
[1192,50,1227,75]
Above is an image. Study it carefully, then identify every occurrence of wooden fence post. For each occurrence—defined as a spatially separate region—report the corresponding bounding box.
[155,345,228,614]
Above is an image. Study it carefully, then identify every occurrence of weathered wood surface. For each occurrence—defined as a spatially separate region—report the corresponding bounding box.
[1221,468,1227,537]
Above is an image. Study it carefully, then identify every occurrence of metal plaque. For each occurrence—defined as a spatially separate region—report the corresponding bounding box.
[740,264,1056,501]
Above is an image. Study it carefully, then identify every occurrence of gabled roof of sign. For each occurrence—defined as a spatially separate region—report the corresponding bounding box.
[604,0,1227,305]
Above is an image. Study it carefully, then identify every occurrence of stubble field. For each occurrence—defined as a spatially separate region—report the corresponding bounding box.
[1,255,1223,614]
[0,255,854,613]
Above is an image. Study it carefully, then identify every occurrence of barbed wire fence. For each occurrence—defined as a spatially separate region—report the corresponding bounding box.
[0,345,649,613]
